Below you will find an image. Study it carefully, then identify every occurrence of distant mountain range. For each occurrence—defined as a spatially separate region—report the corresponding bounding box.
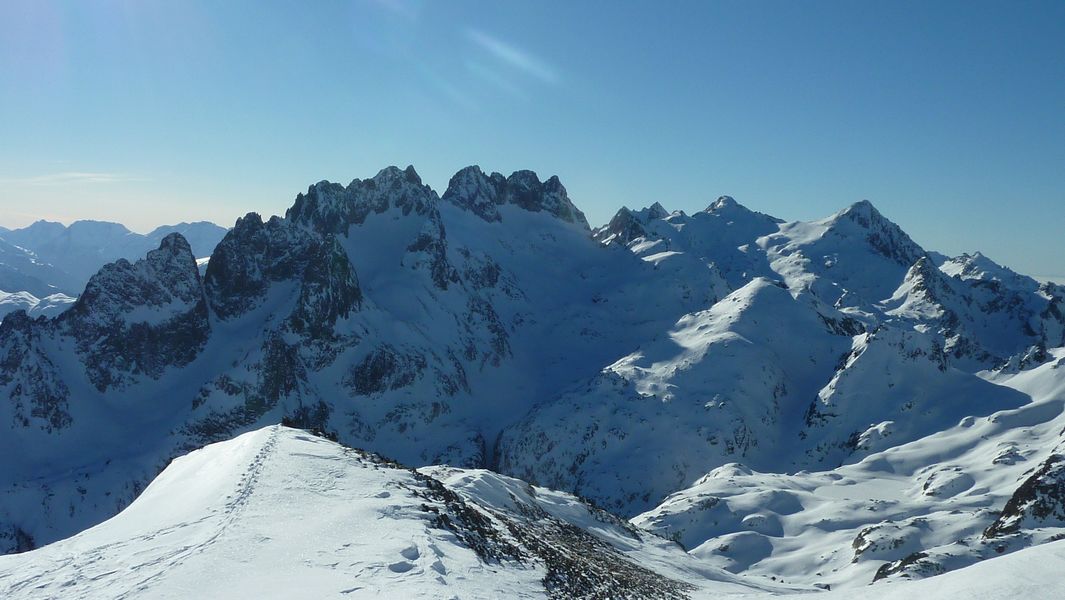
[0,220,227,316]
[0,165,1062,595]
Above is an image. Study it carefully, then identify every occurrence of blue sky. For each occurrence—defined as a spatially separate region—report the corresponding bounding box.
[1,0,1062,279]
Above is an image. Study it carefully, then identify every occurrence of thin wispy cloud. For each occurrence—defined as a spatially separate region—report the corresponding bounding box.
[465,29,559,85]
[0,172,149,186]
[416,62,480,111]
[464,60,529,101]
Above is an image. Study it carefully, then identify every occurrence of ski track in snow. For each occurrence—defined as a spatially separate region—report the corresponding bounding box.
[0,428,278,599]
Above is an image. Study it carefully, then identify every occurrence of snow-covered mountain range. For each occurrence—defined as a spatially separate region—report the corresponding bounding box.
[0,220,227,317]
[1,165,1062,595]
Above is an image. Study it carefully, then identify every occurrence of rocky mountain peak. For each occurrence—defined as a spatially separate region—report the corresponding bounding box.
[905,255,940,281]
[594,207,647,246]
[72,232,202,320]
[827,200,925,267]
[443,166,590,229]
[286,166,439,235]
[897,255,956,305]
[707,195,738,211]
[150,232,196,266]
[942,251,1034,291]
[703,195,784,225]
[645,201,670,220]
[502,171,590,229]
[55,232,210,391]
[441,165,507,222]
[838,199,880,223]
[372,164,424,187]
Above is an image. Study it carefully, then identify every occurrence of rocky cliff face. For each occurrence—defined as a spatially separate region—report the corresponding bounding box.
[60,233,210,392]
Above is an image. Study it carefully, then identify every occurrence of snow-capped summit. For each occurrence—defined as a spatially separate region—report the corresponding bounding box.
[825,200,927,268]
[941,251,1041,293]
[759,199,926,306]
[708,195,738,210]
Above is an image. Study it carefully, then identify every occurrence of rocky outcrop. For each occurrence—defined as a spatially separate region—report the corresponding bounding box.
[57,233,210,392]
[985,453,1065,539]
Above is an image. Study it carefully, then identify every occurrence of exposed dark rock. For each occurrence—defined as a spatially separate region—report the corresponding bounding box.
[285,235,362,339]
[286,165,438,234]
[985,454,1065,538]
[0,312,71,432]
[594,207,649,246]
[346,345,427,396]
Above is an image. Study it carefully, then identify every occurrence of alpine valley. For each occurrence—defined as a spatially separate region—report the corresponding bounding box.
[1,165,1063,598]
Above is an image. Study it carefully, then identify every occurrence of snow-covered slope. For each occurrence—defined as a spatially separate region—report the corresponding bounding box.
[0,426,776,599]
[1,165,1062,593]
[820,537,1065,599]
[633,347,1065,589]
[0,237,80,300]
[0,290,75,319]
[3,426,1062,599]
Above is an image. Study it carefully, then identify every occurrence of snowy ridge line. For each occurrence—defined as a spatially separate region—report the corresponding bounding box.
[0,427,782,599]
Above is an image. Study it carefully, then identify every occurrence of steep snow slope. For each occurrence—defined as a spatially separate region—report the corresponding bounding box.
[821,537,1065,599]
[758,200,927,307]
[0,426,776,599]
